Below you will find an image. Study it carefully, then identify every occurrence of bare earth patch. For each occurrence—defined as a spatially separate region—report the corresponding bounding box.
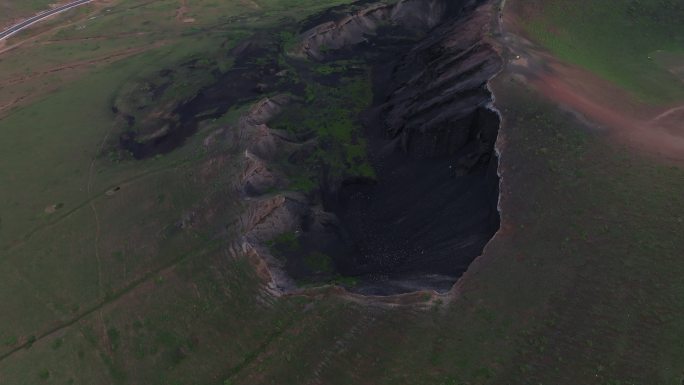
[176,0,195,23]
[239,0,261,10]
[652,50,684,83]
[44,203,63,214]
[503,10,684,164]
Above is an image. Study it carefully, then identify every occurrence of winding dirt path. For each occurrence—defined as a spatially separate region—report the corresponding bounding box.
[87,128,111,298]
[651,105,684,123]
[531,63,684,163]
[501,6,684,164]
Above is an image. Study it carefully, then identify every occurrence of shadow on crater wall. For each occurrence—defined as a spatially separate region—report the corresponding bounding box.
[114,0,503,296]
[284,0,503,295]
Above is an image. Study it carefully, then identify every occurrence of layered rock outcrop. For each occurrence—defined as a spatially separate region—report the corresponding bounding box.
[319,1,503,294]
[230,0,503,295]
[380,2,501,170]
[298,0,448,59]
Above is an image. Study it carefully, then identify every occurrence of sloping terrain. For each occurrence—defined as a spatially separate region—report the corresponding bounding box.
[0,0,682,384]
[504,0,684,162]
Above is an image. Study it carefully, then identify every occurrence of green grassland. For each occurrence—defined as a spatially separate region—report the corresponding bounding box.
[0,0,683,384]
[488,74,684,383]
[0,0,366,383]
[5,61,684,384]
[514,0,684,103]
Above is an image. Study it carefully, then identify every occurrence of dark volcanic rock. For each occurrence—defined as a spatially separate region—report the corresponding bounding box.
[239,0,503,295]
[381,3,501,163]
[116,33,301,159]
[321,1,503,295]
[297,0,449,60]
[175,0,504,296]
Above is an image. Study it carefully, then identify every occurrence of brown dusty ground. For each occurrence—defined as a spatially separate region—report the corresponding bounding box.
[175,0,195,23]
[501,7,684,164]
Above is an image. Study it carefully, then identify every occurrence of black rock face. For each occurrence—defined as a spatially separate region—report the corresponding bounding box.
[116,33,303,159]
[320,1,503,295]
[117,0,502,295]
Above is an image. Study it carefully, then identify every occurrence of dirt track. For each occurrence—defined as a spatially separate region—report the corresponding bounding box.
[502,9,684,164]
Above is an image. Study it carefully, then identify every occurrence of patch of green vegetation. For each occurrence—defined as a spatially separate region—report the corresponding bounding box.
[278,31,299,54]
[296,274,358,289]
[516,0,684,102]
[51,337,64,350]
[113,48,235,136]
[100,352,127,384]
[311,61,361,76]
[288,175,317,192]
[107,327,121,352]
[271,68,375,181]
[2,334,18,347]
[303,251,333,273]
[26,335,37,348]
[38,368,50,380]
[331,275,358,287]
[313,64,338,76]
[268,231,300,253]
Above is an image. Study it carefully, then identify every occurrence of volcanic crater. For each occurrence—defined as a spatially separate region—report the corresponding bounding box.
[114,0,503,296]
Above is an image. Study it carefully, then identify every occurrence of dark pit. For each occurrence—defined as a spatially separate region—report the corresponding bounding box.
[268,0,503,295]
[112,0,503,295]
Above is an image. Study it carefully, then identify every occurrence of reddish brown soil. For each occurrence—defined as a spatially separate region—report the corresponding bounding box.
[534,62,684,163]
[502,8,684,164]
[175,0,193,23]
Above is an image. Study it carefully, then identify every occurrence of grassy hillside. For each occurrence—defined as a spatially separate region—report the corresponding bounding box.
[512,0,684,103]
[3,58,683,385]
[0,0,683,384]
